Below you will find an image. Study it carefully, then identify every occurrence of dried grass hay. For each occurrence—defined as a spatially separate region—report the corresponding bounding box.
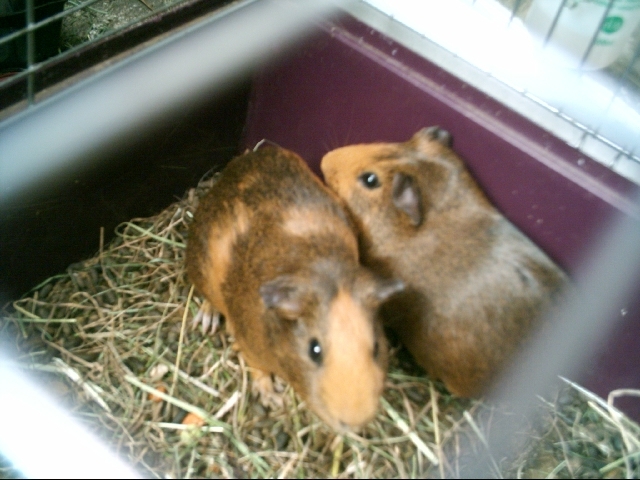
[1,175,639,479]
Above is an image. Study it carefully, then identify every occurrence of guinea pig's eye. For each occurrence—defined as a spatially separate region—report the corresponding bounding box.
[308,338,323,366]
[359,172,380,189]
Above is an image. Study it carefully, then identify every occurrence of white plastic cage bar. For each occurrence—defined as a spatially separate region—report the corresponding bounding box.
[348,0,640,185]
[0,351,143,478]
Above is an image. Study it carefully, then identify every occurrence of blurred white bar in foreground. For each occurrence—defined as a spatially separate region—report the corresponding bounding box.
[0,352,142,479]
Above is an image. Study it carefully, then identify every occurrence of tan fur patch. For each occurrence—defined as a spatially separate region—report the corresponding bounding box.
[236,172,260,194]
[319,289,383,428]
[202,205,250,318]
[281,207,358,256]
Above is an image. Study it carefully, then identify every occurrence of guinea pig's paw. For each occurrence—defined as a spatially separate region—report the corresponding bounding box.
[251,370,284,410]
[192,300,220,335]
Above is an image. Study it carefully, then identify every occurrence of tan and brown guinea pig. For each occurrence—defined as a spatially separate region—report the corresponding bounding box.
[185,145,403,431]
[321,127,569,398]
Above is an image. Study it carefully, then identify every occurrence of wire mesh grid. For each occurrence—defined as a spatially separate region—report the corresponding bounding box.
[0,0,232,112]
[355,0,640,185]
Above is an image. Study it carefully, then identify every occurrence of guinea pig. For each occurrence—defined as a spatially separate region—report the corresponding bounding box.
[320,127,569,398]
[185,145,403,431]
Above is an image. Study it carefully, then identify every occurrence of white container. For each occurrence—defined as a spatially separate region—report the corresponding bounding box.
[525,0,640,70]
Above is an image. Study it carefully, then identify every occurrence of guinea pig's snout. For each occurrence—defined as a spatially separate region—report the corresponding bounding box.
[331,392,382,432]
[319,290,387,431]
[319,365,384,431]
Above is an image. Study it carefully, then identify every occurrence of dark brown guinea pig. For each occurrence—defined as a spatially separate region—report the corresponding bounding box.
[321,127,569,398]
[185,145,403,431]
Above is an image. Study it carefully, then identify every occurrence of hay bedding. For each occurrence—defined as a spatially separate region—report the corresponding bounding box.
[1,174,639,479]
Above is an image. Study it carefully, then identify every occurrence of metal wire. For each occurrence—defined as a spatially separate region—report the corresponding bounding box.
[579,0,616,68]
[508,0,525,23]
[542,0,569,47]
[25,0,35,103]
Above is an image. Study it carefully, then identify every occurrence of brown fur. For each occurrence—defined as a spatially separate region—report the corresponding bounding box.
[321,127,569,397]
[185,146,402,430]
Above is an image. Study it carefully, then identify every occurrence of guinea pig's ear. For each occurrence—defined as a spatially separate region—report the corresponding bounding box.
[375,278,404,303]
[392,172,423,227]
[260,276,306,320]
[413,126,452,147]
[357,274,404,304]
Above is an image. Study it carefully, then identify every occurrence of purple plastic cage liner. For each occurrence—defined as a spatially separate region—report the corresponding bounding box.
[242,13,640,418]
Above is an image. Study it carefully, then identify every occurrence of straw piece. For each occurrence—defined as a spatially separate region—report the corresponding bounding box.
[123,222,186,249]
[11,303,76,323]
[380,397,439,465]
[27,358,111,413]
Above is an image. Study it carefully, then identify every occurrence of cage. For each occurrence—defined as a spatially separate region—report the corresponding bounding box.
[1,0,640,477]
